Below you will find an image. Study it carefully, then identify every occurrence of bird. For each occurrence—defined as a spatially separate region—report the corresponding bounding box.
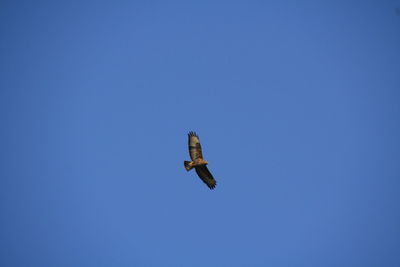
[184,131,217,189]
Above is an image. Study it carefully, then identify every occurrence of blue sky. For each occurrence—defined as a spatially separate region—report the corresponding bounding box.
[1,1,400,266]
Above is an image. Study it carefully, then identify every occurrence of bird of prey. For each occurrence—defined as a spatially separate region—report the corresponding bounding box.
[184,131,217,189]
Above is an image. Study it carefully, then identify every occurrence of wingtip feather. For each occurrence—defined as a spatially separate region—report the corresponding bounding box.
[188,131,198,137]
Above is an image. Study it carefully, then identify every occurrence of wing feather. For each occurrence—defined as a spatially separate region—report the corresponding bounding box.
[188,131,203,161]
[195,165,216,190]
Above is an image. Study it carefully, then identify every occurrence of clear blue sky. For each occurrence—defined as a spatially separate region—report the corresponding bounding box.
[1,1,400,266]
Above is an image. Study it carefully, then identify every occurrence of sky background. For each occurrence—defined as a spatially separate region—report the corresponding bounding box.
[1,1,400,266]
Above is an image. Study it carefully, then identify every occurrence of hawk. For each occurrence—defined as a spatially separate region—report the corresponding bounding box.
[184,131,217,189]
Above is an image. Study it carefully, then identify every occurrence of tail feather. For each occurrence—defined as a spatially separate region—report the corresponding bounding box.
[184,161,194,171]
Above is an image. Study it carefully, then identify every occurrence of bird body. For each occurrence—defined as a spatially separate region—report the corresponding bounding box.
[184,131,217,189]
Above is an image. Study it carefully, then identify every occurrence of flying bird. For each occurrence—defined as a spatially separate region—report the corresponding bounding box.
[184,131,217,189]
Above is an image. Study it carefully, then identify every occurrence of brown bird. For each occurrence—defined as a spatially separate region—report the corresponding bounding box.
[184,131,217,189]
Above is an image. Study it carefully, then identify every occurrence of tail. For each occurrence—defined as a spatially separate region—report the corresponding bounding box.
[184,161,194,171]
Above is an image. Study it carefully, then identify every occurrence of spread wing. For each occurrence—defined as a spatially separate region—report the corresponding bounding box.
[195,165,217,189]
[188,131,203,161]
